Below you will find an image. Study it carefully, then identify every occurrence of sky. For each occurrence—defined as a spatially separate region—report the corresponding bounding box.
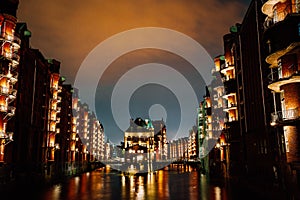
[17,0,251,144]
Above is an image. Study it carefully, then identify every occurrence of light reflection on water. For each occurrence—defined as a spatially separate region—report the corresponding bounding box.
[35,164,232,200]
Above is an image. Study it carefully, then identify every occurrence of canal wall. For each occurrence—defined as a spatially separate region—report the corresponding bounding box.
[0,161,105,189]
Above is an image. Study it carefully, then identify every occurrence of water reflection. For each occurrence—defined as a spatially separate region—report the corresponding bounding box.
[7,164,233,200]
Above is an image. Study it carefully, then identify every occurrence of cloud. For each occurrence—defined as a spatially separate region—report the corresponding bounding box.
[17,0,250,142]
[17,0,248,84]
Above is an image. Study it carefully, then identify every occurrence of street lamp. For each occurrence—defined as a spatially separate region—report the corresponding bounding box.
[55,143,60,150]
[75,148,79,161]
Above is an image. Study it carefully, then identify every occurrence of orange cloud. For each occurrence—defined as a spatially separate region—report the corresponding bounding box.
[17,0,248,84]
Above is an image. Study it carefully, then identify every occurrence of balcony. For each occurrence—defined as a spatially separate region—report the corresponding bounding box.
[49,125,57,133]
[0,32,21,47]
[224,116,238,123]
[223,92,236,99]
[205,107,212,115]
[49,105,57,112]
[50,115,57,122]
[3,106,16,120]
[268,70,300,92]
[12,37,21,48]
[264,15,300,64]
[223,78,237,94]
[57,96,62,103]
[11,52,20,63]
[262,0,283,17]
[8,89,17,103]
[0,46,20,64]
[223,103,237,112]
[213,94,218,101]
[271,108,299,125]
[0,104,7,113]
[262,0,289,24]
[220,64,235,75]
[0,86,9,95]
[0,36,21,54]
[50,85,58,92]
[262,1,300,29]
[0,131,13,145]
[58,86,62,93]
[0,71,19,84]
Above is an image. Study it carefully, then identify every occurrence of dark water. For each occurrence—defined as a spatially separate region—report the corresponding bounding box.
[1,164,268,200]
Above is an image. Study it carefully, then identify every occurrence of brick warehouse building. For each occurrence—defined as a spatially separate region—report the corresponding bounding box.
[0,0,20,163]
[203,0,300,198]
[218,0,281,183]
[0,0,105,183]
[262,0,300,197]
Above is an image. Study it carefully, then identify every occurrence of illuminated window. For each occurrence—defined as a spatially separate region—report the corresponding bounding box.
[278,60,283,79]
[284,130,289,152]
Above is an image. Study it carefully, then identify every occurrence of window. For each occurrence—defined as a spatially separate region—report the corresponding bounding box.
[297,0,300,13]
[278,60,283,79]
[273,8,278,23]
[284,129,289,152]
[280,90,285,111]
[264,139,268,154]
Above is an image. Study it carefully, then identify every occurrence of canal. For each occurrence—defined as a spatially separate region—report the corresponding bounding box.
[0,164,284,200]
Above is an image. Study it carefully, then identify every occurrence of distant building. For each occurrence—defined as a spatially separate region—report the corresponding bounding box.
[220,25,242,177]
[188,127,198,159]
[56,83,73,176]
[72,89,105,171]
[168,137,189,161]
[197,55,230,177]
[88,112,105,162]
[204,56,228,177]
[124,118,155,160]
[47,59,62,162]
[198,86,214,174]
[152,119,167,160]
[104,139,111,160]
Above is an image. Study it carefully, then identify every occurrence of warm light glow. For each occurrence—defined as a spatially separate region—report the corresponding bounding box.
[51,74,59,89]
[6,71,12,78]
[71,142,75,151]
[121,174,126,186]
[214,186,222,200]
[72,117,77,124]
[72,125,76,133]
[71,133,76,140]
[270,121,277,126]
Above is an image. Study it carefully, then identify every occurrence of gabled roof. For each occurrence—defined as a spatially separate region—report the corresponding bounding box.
[125,122,150,132]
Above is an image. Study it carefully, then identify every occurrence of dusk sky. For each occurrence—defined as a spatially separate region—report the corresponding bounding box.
[17,0,252,144]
